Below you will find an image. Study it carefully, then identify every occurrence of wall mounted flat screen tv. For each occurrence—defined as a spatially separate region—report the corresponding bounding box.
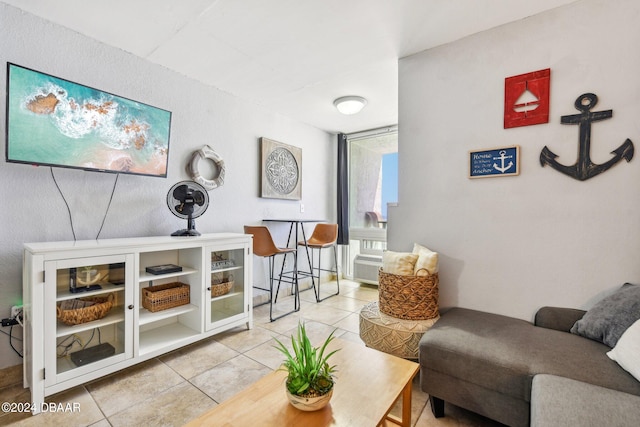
[5,63,172,177]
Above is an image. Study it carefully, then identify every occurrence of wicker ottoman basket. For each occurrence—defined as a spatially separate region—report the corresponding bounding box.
[360,268,440,358]
[378,269,439,320]
[359,301,439,359]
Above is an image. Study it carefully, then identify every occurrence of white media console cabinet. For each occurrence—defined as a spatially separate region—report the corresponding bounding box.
[22,233,252,414]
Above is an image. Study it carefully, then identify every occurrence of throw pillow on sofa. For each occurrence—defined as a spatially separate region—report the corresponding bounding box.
[570,283,640,347]
[607,318,640,382]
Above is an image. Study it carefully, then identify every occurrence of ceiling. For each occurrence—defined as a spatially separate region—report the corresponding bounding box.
[3,0,578,134]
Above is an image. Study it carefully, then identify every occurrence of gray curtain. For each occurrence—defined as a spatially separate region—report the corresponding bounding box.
[337,133,349,244]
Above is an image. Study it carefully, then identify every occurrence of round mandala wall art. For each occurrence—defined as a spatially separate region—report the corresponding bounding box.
[260,137,302,200]
[266,147,299,195]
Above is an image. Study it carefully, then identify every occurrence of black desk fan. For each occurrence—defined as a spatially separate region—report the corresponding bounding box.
[167,181,209,236]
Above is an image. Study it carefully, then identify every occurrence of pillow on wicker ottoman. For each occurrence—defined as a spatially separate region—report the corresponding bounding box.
[413,243,439,275]
[382,250,418,275]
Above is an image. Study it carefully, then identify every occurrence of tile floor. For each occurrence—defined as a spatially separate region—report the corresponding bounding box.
[0,280,503,426]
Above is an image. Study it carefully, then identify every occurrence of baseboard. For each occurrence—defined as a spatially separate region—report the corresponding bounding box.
[0,363,23,389]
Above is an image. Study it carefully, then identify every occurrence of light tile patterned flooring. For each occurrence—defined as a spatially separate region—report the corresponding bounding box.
[1,280,502,426]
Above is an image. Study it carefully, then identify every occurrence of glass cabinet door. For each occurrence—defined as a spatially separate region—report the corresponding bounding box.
[44,254,134,385]
[206,245,247,329]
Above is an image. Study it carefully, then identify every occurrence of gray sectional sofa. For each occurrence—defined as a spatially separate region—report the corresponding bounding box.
[531,374,640,427]
[419,306,640,427]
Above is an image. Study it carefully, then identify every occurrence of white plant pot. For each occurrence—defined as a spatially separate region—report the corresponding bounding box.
[286,387,333,411]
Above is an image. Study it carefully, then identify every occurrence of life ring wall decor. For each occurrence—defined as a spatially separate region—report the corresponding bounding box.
[188,145,225,190]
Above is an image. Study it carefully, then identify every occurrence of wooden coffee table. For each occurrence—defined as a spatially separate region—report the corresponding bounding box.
[185,337,420,426]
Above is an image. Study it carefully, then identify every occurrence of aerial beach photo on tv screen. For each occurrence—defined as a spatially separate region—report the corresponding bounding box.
[6,63,172,177]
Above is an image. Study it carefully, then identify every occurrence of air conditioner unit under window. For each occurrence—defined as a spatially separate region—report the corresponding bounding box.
[353,254,382,285]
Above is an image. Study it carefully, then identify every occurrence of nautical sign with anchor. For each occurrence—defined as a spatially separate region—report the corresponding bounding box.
[540,93,634,181]
[469,146,520,178]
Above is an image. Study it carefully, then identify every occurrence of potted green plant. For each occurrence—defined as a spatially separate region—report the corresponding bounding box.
[273,322,340,411]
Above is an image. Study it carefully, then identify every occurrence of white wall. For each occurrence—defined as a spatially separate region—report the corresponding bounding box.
[0,4,336,369]
[391,0,640,321]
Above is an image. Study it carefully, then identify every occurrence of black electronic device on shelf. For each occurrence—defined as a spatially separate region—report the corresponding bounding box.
[70,343,115,366]
[167,181,209,236]
[145,264,183,275]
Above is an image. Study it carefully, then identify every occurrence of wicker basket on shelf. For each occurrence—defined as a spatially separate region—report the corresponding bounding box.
[211,274,234,297]
[56,293,114,326]
[378,269,439,320]
[142,282,190,312]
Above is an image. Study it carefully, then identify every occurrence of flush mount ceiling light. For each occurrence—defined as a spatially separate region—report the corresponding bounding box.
[333,95,367,115]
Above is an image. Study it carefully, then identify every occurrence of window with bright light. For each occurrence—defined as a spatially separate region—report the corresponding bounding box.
[348,130,398,228]
[345,127,397,280]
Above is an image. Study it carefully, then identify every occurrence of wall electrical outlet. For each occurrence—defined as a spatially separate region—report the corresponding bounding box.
[11,305,22,319]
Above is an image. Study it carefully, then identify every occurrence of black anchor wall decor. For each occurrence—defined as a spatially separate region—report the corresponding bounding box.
[540,93,634,181]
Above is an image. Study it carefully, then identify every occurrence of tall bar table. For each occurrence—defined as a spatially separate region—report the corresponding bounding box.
[262,219,326,297]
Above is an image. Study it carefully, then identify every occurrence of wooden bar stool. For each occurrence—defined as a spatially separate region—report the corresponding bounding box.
[297,223,340,302]
[244,226,300,321]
